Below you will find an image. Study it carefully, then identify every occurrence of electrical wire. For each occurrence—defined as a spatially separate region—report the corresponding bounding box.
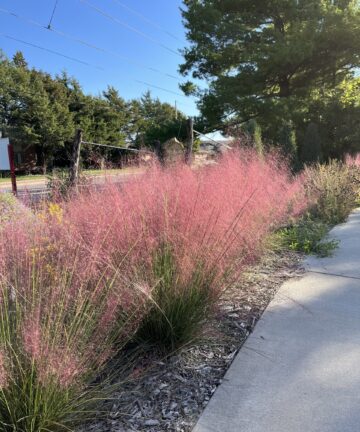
[0,33,104,70]
[0,8,198,110]
[194,129,231,148]
[135,80,184,98]
[81,140,154,153]
[110,0,182,42]
[79,0,181,57]
[0,6,181,81]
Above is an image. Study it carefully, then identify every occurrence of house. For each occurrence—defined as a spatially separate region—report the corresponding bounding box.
[12,142,38,173]
[197,130,234,154]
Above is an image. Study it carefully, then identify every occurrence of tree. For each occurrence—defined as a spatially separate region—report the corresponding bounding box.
[0,52,190,171]
[12,51,27,69]
[129,91,188,148]
[301,122,322,165]
[180,0,360,158]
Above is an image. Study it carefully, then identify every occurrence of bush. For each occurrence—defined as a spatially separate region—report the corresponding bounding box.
[0,211,147,431]
[64,150,307,350]
[278,219,338,257]
[304,160,360,225]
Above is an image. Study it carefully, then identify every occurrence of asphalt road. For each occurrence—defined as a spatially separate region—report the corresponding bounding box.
[0,170,142,197]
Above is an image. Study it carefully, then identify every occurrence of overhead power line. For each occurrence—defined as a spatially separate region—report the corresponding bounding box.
[0,32,194,105]
[81,140,154,154]
[110,0,182,42]
[0,7,181,81]
[79,0,182,57]
[135,80,184,98]
[0,33,103,69]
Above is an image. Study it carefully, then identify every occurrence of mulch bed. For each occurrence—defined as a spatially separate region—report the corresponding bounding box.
[81,249,304,432]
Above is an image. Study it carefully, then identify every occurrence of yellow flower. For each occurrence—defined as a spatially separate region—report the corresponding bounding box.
[48,203,63,223]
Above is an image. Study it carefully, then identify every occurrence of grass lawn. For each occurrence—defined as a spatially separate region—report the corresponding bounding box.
[0,174,45,183]
[0,167,141,184]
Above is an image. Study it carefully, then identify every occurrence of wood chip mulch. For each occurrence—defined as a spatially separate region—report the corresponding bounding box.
[81,249,304,432]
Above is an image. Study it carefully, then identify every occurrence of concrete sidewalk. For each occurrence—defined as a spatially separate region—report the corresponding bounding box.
[194,209,360,432]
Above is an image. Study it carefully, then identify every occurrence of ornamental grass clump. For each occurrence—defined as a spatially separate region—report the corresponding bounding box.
[65,149,307,350]
[304,160,360,225]
[0,211,148,431]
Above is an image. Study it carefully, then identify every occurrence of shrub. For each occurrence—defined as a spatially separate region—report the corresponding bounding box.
[0,212,147,431]
[64,150,307,350]
[278,219,338,257]
[304,160,360,225]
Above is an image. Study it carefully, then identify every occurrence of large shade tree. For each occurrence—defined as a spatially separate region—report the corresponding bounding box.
[180,0,360,160]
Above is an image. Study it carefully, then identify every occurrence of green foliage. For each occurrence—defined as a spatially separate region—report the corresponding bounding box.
[0,52,188,172]
[130,91,188,148]
[278,219,338,257]
[304,160,360,225]
[301,123,322,165]
[244,119,263,155]
[137,243,215,351]
[277,121,298,168]
[181,0,360,161]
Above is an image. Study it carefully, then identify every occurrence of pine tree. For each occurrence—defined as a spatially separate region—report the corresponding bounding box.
[181,0,360,159]
[12,51,27,69]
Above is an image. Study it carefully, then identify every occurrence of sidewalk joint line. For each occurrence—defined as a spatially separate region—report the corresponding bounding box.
[308,270,360,281]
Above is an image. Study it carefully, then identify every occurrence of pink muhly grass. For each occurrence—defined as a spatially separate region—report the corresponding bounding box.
[63,149,308,348]
[345,153,360,167]
[0,211,149,431]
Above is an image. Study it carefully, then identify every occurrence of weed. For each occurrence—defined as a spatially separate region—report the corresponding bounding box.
[278,219,338,257]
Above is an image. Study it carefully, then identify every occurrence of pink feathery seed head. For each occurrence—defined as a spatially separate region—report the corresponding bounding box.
[22,311,42,360]
[57,149,308,310]
[40,347,83,388]
[345,153,360,167]
[98,293,120,332]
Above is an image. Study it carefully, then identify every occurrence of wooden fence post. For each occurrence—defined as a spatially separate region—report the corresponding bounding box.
[69,129,82,187]
[185,117,194,165]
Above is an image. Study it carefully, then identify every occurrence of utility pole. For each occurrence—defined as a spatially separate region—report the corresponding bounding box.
[69,129,82,187]
[185,117,194,165]
[175,100,178,120]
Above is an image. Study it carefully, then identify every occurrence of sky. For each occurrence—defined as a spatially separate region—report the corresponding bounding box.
[0,0,200,116]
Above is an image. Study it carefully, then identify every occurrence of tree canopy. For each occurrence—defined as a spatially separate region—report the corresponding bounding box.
[181,0,360,161]
[0,51,187,171]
